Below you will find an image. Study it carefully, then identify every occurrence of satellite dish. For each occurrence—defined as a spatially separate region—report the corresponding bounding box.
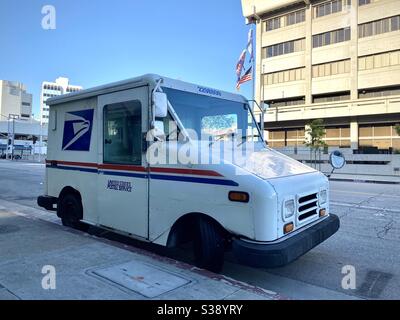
[329,150,346,169]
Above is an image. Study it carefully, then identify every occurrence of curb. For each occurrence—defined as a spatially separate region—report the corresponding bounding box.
[329,178,400,185]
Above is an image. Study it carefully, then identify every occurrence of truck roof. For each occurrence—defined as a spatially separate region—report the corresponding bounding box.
[45,73,248,106]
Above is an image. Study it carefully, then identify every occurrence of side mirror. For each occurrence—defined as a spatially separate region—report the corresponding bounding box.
[153,92,168,118]
[329,150,346,169]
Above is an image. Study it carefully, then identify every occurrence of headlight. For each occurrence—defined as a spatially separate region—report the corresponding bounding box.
[319,190,327,205]
[283,199,295,220]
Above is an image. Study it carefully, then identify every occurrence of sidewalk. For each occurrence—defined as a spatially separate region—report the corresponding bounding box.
[0,199,282,300]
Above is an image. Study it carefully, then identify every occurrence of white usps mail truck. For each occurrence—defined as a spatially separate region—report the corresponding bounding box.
[38,74,339,272]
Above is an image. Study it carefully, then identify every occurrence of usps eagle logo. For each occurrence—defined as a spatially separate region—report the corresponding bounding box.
[62,109,94,151]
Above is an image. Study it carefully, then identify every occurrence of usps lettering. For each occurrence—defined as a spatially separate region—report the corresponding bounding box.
[107,180,132,192]
[62,109,94,151]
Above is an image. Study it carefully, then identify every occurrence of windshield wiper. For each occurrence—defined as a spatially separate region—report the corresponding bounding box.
[209,132,236,147]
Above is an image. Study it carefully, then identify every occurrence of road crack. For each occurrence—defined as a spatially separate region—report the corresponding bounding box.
[337,192,385,219]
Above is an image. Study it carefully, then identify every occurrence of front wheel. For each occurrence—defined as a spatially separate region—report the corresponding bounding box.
[193,217,225,273]
[58,193,88,232]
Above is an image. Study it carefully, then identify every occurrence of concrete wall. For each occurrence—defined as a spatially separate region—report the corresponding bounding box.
[277,146,400,182]
[241,0,305,20]
[0,120,48,137]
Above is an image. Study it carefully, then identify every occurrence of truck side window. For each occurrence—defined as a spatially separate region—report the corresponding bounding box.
[104,100,142,165]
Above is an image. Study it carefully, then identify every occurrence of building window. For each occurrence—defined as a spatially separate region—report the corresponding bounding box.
[265,9,305,32]
[358,0,371,5]
[359,50,400,71]
[359,123,400,150]
[265,38,305,58]
[358,85,400,99]
[323,126,351,147]
[286,10,306,26]
[22,102,31,106]
[266,17,281,31]
[358,0,372,5]
[359,15,400,38]
[265,97,306,108]
[268,128,305,148]
[264,67,305,85]
[314,0,343,18]
[312,59,350,77]
[313,27,350,48]
[313,91,350,103]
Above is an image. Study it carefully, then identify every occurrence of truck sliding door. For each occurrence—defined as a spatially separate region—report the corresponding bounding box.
[97,86,149,239]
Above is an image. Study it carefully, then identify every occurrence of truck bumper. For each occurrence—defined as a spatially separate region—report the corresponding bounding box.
[232,214,340,268]
[37,195,58,211]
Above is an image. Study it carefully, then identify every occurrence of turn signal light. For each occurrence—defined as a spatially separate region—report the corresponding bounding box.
[319,208,327,217]
[228,191,249,203]
[284,222,294,234]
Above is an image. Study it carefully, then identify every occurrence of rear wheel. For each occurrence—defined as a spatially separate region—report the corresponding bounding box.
[58,193,88,232]
[193,217,225,273]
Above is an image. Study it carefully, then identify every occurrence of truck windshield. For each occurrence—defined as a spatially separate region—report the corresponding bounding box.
[162,87,262,143]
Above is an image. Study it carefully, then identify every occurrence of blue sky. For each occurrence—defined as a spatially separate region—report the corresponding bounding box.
[0,0,254,118]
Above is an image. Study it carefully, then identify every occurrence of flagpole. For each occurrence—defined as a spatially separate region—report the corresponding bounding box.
[251,25,257,136]
[252,24,255,113]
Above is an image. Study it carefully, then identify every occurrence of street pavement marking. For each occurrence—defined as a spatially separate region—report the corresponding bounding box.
[331,201,400,213]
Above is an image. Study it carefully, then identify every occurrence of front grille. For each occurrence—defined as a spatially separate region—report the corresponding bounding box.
[298,192,318,221]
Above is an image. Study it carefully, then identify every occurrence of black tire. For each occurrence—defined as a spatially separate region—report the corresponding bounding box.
[57,193,88,232]
[193,217,225,273]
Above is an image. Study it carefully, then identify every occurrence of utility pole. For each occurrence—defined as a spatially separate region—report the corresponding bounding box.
[7,114,19,160]
[38,123,43,163]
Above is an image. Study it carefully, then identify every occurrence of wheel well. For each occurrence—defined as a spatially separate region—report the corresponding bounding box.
[166,213,230,248]
[57,187,82,218]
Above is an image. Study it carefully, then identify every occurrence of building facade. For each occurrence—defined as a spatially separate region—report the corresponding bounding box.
[241,0,400,152]
[40,77,82,124]
[0,80,33,121]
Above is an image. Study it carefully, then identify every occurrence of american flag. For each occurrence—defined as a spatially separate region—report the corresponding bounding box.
[236,66,252,90]
[236,49,247,78]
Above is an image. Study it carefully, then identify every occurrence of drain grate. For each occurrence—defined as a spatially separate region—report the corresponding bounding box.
[91,261,191,298]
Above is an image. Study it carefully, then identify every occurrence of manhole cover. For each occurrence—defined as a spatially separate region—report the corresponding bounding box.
[0,225,20,234]
[91,261,191,298]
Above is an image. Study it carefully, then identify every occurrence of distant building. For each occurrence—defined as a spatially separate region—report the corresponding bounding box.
[241,0,400,151]
[0,118,48,157]
[0,80,33,120]
[40,77,82,124]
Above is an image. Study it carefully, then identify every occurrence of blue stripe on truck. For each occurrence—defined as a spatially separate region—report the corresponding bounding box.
[46,165,239,187]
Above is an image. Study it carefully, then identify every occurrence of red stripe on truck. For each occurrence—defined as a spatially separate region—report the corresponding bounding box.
[46,160,223,177]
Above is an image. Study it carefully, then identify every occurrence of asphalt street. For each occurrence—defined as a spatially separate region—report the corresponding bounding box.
[0,160,399,299]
